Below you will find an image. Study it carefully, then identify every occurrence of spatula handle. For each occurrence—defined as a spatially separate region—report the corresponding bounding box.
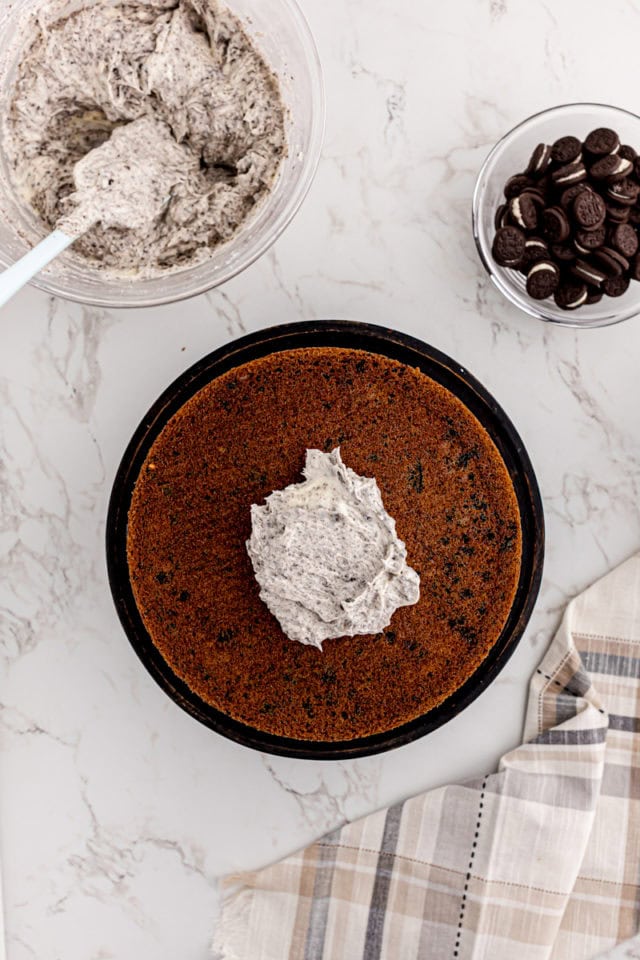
[0,229,77,309]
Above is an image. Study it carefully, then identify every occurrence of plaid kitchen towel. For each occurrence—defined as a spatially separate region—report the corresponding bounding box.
[214,554,640,960]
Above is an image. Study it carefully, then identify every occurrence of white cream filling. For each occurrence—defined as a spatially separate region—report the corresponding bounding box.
[566,289,588,308]
[575,264,604,285]
[511,196,525,227]
[558,168,585,184]
[528,261,556,276]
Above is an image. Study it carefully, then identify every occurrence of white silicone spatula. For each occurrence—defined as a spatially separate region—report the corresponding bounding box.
[0,221,91,308]
[0,116,189,309]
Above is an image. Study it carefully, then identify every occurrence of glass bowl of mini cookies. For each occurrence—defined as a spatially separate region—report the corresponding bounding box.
[473,103,640,328]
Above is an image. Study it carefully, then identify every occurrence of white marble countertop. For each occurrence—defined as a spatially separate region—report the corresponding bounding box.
[2,1,640,957]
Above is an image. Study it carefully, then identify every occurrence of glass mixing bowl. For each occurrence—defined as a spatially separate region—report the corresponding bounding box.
[0,0,324,307]
[473,103,640,329]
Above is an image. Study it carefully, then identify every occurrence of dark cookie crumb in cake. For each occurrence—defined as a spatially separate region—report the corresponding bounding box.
[127,347,522,741]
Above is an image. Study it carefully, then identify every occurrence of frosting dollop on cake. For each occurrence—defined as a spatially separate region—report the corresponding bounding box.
[246,448,420,649]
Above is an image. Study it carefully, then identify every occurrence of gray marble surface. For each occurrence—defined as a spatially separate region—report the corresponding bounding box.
[2,1,640,957]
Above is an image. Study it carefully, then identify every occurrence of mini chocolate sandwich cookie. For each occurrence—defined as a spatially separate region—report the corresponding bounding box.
[603,274,630,297]
[590,154,633,182]
[526,260,559,299]
[574,225,606,252]
[522,237,549,265]
[594,246,630,277]
[551,242,576,262]
[551,160,587,187]
[584,127,620,157]
[492,225,526,267]
[521,188,546,212]
[525,143,552,177]
[560,182,591,211]
[542,206,570,242]
[509,193,538,230]
[607,203,631,223]
[551,135,582,166]
[554,281,588,310]
[573,190,606,229]
[504,174,533,198]
[611,223,639,258]
[494,203,510,230]
[571,259,607,287]
[607,179,639,206]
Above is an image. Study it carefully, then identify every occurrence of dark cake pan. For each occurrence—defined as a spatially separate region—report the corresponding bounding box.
[106,320,544,760]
